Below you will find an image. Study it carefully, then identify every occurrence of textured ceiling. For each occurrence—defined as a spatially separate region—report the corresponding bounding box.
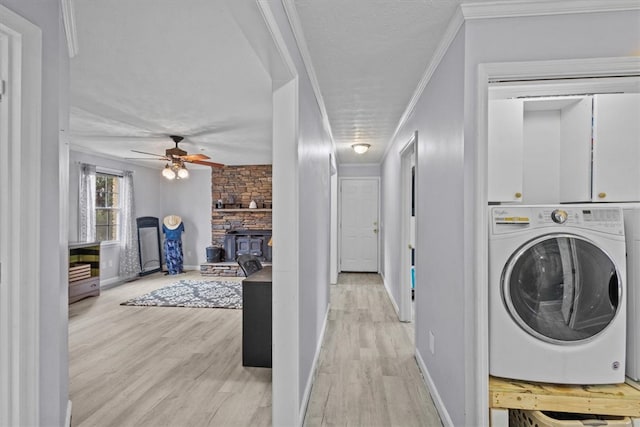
[292,0,496,164]
[70,0,273,167]
[70,0,497,168]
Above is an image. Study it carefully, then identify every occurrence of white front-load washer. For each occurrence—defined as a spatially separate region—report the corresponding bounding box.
[489,205,627,384]
[621,204,640,381]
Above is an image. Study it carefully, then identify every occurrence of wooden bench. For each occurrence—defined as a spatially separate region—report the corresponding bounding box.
[489,376,640,426]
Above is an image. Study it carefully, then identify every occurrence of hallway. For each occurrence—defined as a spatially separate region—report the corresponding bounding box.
[305,273,442,426]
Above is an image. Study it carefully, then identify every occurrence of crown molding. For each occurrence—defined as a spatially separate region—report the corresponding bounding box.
[61,0,78,58]
[461,0,640,20]
[256,1,297,81]
[281,0,338,158]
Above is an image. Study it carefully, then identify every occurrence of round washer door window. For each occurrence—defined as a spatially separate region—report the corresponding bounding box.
[503,234,621,344]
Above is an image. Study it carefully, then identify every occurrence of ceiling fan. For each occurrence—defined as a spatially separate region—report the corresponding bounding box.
[128,135,224,179]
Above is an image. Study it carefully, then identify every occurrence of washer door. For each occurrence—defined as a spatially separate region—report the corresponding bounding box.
[503,234,621,344]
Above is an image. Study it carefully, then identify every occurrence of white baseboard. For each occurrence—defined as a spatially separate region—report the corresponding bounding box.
[65,400,72,427]
[381,274,400,317]
[299,303,331,426]
[415,349,454,427]
[100,276,122,288]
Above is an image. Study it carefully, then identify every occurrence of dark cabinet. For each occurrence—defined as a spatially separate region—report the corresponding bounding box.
[242,266,272,368]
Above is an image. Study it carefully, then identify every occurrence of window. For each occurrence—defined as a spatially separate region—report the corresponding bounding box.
[95,173,121,241]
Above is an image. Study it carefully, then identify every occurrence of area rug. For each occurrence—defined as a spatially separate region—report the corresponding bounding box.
[120,279,242,309]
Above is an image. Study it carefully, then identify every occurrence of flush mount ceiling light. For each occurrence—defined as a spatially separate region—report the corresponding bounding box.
[352,143,371,154]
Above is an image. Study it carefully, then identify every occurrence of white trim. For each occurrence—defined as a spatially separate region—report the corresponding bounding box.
[484,57,640,83]
[489,76,640,100]
[461,0,640,20]
[474,56,640,427]
[254,5,301,425]
[299,303,330,426]
[281,0,338,162]
[381,274,400,316]
[0,5,42,426]
[60,0,78,58]
[256,1,297,82]
[382,8,464,163]
[65,400,72,427]
[415,349,454,427]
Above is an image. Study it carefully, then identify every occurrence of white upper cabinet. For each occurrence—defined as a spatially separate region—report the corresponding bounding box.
[488,99,524,203]
[488,96,592,204]
[592,93,640,202]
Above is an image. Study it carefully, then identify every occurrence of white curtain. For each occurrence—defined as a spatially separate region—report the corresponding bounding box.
[119,171,140,279]
[79,163,96,242]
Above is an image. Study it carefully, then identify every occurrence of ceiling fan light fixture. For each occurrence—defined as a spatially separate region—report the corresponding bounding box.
[177,164,189,179]
[352,143,371,154]
[162,163,176,180]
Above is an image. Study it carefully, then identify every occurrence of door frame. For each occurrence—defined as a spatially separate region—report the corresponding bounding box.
[0,6,42,426]
[338,176,381,272]
[399,132,417,322]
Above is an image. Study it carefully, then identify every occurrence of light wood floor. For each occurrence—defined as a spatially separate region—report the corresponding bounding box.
[304,273,442,426]
[69,271,271,427]
[69,271,441,426]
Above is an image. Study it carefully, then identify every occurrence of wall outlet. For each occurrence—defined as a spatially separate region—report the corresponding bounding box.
[429,331,435,355]
[108,260,113,268]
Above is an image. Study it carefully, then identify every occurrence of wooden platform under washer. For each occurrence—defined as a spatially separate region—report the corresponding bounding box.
[490,376,640,418]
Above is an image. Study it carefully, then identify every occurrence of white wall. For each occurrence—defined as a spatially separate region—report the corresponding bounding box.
[0,0,68,424]
[381,7,640,426]
[269,2,333,423]
[69,150,212,283]
[338,162,380,177]
[159,168,212,268]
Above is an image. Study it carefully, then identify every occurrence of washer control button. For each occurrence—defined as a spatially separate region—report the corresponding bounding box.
[551,209,568,224]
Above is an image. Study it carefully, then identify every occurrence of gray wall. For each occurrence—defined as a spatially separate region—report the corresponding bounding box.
[383,27,467,425]
[381,8,640,426]
[0,0,69,424]
[69,150,212,283]
[338,162,380,177]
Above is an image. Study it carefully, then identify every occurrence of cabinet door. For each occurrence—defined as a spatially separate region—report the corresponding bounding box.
[559,96,593,203]
[488,99,524,202]
[593,93,640,202]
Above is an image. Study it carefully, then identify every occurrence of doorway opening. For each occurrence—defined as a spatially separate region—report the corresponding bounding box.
[399,132,417,323]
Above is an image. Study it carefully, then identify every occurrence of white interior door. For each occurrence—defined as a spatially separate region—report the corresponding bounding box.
[340,178,379,272]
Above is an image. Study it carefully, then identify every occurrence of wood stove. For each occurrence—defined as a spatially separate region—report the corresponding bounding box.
[224,229,272,262]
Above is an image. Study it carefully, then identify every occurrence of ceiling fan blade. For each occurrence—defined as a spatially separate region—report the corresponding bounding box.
[188,159,225,168]
[181,153,211,161]
[124,157,167,161]
[131,149,166,158]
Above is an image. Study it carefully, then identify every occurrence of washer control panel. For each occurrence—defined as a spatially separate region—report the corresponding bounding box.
[491,205,624,235]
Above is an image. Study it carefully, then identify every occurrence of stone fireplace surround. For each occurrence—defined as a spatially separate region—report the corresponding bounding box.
[202,165,272,276]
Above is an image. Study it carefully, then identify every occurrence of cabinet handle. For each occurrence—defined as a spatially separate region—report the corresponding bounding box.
[598,192,607,199]
[514,192,522,199]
